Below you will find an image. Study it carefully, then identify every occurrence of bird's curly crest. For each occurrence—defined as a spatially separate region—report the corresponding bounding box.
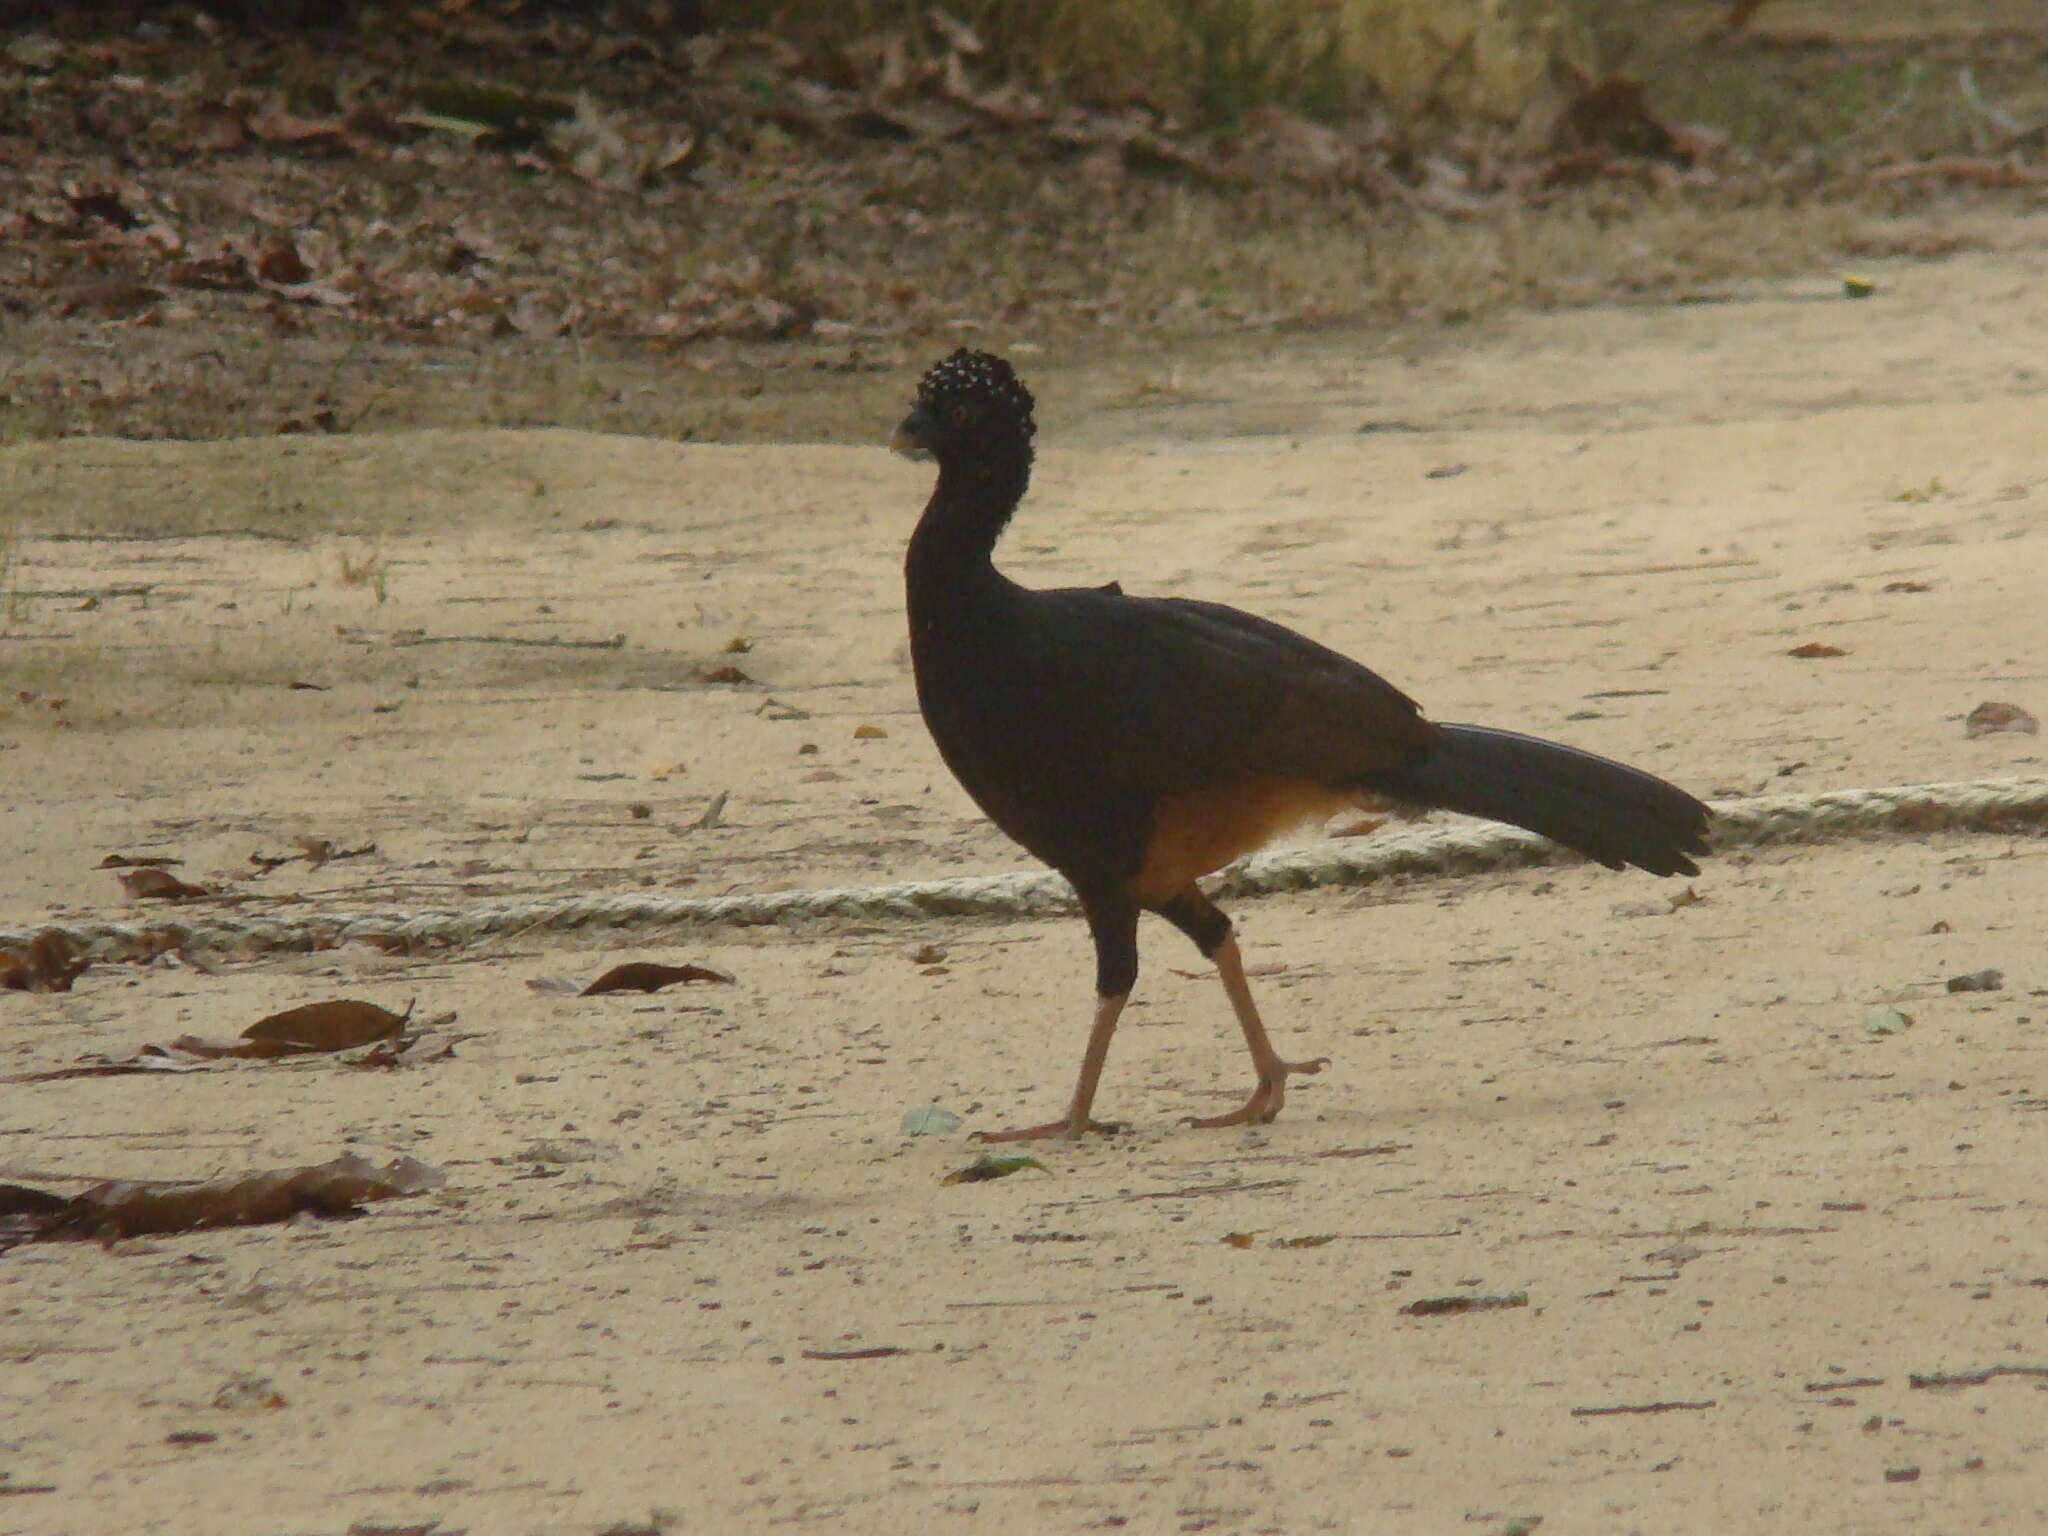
[914,348,1036,439]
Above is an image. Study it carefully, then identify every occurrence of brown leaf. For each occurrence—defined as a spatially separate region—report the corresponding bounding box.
[581,962,733,995]
[853,723,888,739]
[0,930,88,993]
[99,852,184,869]
[1880,579,1932,594]
[1401,1290,1529,1317]
[117,867,208,900]
[256,239,311,286]
[246,110,358,153]
[57,281,166,319]
[166,252,256,291]
[1221,1231,1256,1248]
[1787,642,1847,659]
[0,1153,444,1242]
[1965,700,2039,738]
[180,99,249,153]
[697,663,752,684]
[1553,76,1680,162]
[241,999,410,1055]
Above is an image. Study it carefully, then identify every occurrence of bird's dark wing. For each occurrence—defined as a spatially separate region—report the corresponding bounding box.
[1007,586,1431,791]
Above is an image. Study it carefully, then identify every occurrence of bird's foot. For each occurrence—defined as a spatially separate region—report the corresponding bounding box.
[1185,1055,1330,1130]
[970,1115,1121,1143]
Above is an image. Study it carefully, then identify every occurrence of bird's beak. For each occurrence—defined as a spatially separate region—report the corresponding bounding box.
[891,406,935,462]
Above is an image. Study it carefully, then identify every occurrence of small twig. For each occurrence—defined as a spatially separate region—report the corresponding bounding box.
[1570,1399,1716,1417]
[391,632,627,650]
[31,529,306,545]
[801,1346,910,1361]
[6,585,156,601]
[1909,1365,2048,1391]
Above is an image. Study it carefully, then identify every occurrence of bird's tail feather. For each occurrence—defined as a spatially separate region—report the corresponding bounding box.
[1360,723,1710,877]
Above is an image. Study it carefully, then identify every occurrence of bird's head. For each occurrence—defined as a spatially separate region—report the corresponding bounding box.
[892,348,1036,467]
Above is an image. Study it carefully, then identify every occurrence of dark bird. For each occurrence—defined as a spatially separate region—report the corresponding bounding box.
[894,349,1710,1141]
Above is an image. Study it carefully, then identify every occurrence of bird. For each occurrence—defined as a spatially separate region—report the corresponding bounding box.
[893,348,1711,1142]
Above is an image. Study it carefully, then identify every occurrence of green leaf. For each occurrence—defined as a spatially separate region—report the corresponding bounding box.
[942,1153,1046,1185]
[900,1105,963,1137]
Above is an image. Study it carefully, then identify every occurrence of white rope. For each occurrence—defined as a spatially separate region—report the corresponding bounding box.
[7,775,2044,961]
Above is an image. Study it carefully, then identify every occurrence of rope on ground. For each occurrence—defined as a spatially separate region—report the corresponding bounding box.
[6,775,2044,961]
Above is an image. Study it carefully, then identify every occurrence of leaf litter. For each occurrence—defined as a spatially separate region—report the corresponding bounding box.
[0,931,90,994]
[116,867,210,901]
[4,1000,457,1081]
[0,1152,444,1246]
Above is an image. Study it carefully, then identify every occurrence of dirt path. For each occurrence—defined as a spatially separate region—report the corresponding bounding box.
[3,230,2046,1534]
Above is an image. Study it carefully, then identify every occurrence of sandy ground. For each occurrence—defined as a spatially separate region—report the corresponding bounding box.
[4,227,2048,1535]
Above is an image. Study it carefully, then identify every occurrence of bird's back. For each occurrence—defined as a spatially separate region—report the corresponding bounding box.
[912,579,1432,888]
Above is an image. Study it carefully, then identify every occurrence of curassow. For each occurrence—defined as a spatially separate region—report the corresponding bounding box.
[894,349,1710,1141]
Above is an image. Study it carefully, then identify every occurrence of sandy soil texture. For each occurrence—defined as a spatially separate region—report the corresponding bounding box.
[3,230,2047,1535]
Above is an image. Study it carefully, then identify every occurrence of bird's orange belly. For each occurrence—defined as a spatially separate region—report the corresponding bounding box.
[1130,776,1358,907]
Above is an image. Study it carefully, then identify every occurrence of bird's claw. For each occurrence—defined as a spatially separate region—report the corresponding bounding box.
[1185,1056,1330,1130]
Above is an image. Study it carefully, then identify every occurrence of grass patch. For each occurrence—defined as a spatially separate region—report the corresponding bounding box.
[725,0,1569,126]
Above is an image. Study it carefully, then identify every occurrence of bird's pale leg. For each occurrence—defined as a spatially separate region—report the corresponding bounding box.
[972,992,1128,1142]
[1187,934,1329,1129]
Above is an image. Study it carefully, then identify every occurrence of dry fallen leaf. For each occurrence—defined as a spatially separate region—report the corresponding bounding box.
[1400,1290,1530,1317]
[1964,700,2038,738]
[0,1153,444,1244]
[581,961,734,995]
[1787,642,1848,659]
[853,724,888,739]
[117,867,208,901]
[0,930,89,993]
[240,999,411,1055]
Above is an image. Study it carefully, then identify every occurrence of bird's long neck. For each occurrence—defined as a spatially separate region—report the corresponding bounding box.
[904,443,1032,602]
